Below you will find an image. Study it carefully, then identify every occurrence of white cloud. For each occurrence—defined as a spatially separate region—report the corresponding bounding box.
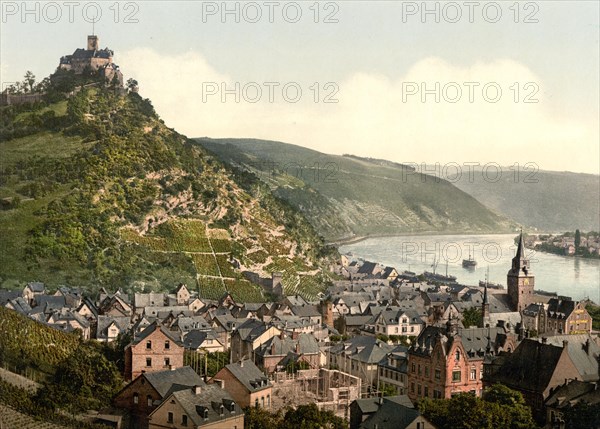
[119,49,599,174]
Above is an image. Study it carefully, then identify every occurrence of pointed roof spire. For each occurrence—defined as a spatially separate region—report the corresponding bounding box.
[483,282,489,305]
[515,229,524,260]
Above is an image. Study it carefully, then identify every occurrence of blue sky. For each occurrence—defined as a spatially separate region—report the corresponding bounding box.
[1,1,599,173]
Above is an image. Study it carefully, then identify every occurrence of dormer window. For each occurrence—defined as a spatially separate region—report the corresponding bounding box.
[204,409,209,419]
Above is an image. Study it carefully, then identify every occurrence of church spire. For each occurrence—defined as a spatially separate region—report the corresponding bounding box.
[510,230,530,275]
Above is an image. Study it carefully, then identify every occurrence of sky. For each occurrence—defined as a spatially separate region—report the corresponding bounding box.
[1,1,599,174]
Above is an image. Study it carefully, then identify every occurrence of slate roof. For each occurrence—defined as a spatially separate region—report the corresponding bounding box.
[143,366,205,398]
[411,325,509,358]
[36,295,66,310]
[219,359,270,392]
[26,282,45,293]
[353,395,414,415]
[359,397,424,429]
[357,261,378,275]
[257,333,320,357]
[0,290,21,304]
[546,298,576,319]
[133,292,165,309]
[330,336,397,364]
[131,321,182,346]
[162,385,237,427]
[8,297,31,314]
[537,335,600,381]
[235,318,270,341]
[545,379,600,409]
[488,339,569,393]
[96,315,130,340]
[184,330,222,350]
[290,304,320,318]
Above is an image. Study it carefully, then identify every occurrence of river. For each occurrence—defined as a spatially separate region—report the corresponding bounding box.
[340,234,600,303]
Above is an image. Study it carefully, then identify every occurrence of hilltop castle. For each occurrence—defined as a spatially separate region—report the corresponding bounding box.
[58,35,123,86]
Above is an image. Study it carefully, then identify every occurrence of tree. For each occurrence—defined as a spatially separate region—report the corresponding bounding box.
[462,307,483,328]
[126,78,138,91]
[575,229,581,249]
[419,388,538,429]
[561,401,600,429]
[24,71,36,92]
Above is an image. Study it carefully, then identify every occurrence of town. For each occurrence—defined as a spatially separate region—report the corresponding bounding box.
[1,30,599,429]
[0,233,598,429]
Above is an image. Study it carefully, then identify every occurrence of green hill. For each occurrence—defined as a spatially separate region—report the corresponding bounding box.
[0,81,335,301]
[196,138,516,242]
[445,167,600,233]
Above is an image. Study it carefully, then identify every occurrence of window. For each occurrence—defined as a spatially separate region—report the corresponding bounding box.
[133,393,139,404]
[425,366,430,377]
[267,395,271,407]
[417,384,421,395]
[167,412,173,423]
[470,369,477,380]
[165,340,170,350]
[146,357,152,367]
[424,386,429,397]
[146,340,152,349]
[435,369,441,380]
[454,350,460,361]
[182,415,188,426]
[147,395,153,407]
[418,364,421,375]
[164,357,170,367]
[411,382,415,393]
[411,326,415,332]
[255,398,259,407]
[412,363,416,373]
[261,396,265,407]
[452,370,461,382]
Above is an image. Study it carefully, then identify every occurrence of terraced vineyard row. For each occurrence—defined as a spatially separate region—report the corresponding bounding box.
[0,405,70,429]
[0,307,79,369]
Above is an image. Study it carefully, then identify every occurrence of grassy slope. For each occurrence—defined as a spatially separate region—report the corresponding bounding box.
[197,138,516,241]
[0,90,333,301]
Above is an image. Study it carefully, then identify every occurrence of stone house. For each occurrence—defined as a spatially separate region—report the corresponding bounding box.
[113,366,204,429]
[212,359,272,409]
[22,282,45,305]
[148,385,243,429]
[124,322,185,380]
[407,319,516,402]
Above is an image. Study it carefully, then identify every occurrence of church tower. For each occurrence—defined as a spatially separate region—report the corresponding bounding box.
[87,35,99,51]
[507,232,535,312]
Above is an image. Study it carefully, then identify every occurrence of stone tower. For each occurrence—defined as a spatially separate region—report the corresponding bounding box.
[507,232,535,312]
[87,35,99,51]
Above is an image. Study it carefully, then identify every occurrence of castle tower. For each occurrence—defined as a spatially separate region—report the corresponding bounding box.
[87,35,99,51]
[507,232,535,312]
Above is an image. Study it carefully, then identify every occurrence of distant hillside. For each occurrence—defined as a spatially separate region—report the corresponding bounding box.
[0,78,335,300]
[196,138,516,242]
[439,167,600,233]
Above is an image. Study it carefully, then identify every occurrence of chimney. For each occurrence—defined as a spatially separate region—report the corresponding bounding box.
[563,340,569,349]
[541,337,547,344]
[193,385,202,395]
[240,360,244,368]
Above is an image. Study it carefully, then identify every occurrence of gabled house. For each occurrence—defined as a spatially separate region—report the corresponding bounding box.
[147,385,243,429]
[350,395,436,429]
[212,359,272,409]
[124,322,185,380]
[96,315,131,342]
[22,282,45,305]
[113,366,205,429]
[483,338,582,421]
[229,319,281,363]
[408,318,516,402]
[184,330,225,353]
[254,332,321,373]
